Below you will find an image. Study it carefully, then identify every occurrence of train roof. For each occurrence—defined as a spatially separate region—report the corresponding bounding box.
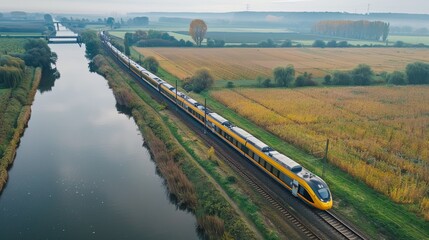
[186,98,198,105]
[208,113,228,124]
[268,151,302,173]
[231,127,253,140]
[173,90,186,98]
[246,136,271,152]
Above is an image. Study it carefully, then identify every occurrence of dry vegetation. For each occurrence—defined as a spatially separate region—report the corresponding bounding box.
[212,86,429,219]
[134,47,429,80]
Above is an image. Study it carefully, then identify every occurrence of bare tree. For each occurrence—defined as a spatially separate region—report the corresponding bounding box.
[189,19,207,47]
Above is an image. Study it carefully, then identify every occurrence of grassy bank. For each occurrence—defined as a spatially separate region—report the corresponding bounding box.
[92,53,267,239]
[0,67,42,191]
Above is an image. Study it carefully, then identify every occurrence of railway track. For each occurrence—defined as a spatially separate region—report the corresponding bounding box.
[317,210,367,240]
[103,44,367,240]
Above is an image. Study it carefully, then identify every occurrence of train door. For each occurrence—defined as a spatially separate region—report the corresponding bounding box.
[292,180,299,197]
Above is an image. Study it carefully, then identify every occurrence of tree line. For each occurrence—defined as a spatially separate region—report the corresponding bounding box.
[312,20,390,41]
[123,30,194,51]
[254,61,429,89]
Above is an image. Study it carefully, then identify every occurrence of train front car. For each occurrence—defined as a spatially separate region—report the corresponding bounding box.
[297,171,333,210]
[301,173,333,210]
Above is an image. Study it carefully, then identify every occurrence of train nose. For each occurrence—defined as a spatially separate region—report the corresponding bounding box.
[320,199,333,210]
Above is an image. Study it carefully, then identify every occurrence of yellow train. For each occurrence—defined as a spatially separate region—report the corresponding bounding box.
[100,32,333,210]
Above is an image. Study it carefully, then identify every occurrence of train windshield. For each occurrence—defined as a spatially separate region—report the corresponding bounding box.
[308,178,331,202]
[317,188,330,201]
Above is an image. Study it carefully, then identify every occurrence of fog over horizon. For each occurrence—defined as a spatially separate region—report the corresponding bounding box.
[1,0,429,15]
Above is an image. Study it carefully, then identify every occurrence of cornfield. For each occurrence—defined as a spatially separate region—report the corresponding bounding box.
[212,86,429,219]
[133,47,429,80]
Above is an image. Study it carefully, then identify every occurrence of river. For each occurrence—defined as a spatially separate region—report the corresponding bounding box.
[0,26,198,239]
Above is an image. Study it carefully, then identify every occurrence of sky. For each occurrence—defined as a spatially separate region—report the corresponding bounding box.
[1,0,429,15]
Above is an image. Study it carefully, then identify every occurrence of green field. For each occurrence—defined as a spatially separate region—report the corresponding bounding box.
[388,35,429,45]
[0,38,28,54]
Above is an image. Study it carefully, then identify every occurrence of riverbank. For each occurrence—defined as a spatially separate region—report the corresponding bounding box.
[0,67,42,192]
[92,53,270,239]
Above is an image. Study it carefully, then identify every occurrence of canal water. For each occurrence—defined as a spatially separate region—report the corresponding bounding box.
[0,27,198,239]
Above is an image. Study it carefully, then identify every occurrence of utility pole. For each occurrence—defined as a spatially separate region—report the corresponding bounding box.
[323,139,329,178]
[175,79,178,111]
[204,98,207,134]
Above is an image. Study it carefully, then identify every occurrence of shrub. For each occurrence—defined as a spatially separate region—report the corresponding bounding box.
[197,215,225,239]
[351,64,374,85]
[312,40,326,48]
[323,74,332,85]
[333,71,353,85]
[281,39,292,47]
[406,62,429,84]
[295,72,317,87]
[187,68,214,93]
[388,71,407,85]
[226,81,234,88]
[142,56,159,73]
[327,40,337,47]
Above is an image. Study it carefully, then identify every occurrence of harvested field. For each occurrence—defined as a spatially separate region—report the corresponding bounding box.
[211,86,429,219]
[134,47,429,80]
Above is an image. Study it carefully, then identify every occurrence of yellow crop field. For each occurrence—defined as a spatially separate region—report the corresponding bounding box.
[212,86,429,219]
[134,47,429,80]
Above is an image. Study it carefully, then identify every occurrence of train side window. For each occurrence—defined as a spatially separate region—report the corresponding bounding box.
[273,168,280,178]
[260,160,266,168]
[264,161,268,169]
[249,151,254,159]
[299,186,314,203]
[241,145,248,154]
[280,173,292,186]
[254,155,260,163]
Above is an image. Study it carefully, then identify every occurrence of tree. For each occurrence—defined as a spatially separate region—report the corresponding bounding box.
[324,74,332,85]
[187,68,214,93]
[44,14,53,23]
[351,64,373,85]
[281,39,292,47]
[295,72,316,87]
[333,71,352,85]
[406,62,429,84]
[0,55,25,88]
[312,40,326,48]
[84,40,100,59]
[273,65,295,87]
[131,17,149,26]
[142,56,159,73]
[106,17,115,29]
[337,41,348,47]
[207,38,215,47]
[189,19,207,47]
[388,71,407,85]
[327,40,337,48]
[23,39,57,70]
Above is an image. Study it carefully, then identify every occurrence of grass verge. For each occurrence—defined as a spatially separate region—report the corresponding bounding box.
[0,67,42,192]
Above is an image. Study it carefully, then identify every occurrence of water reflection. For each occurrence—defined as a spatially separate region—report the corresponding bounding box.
[115,103,132,117]
[38,67,60,93]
